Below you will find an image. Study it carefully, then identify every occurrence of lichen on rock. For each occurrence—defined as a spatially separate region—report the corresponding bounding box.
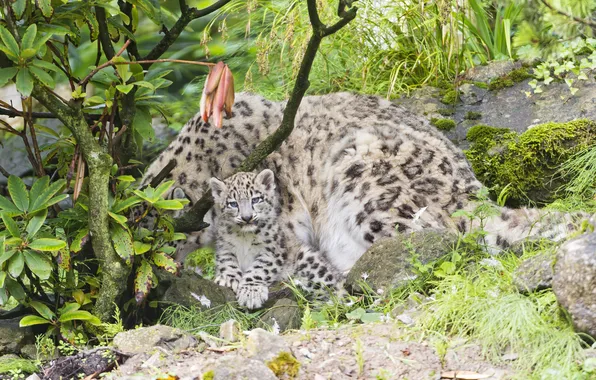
[464,119,596,206]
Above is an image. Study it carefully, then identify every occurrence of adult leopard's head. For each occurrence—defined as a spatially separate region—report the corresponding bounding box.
[209,169,278,232]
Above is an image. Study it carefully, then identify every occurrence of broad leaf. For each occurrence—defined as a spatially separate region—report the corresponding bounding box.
[29,66,55,88]
[0,26,19,59]
[151,251,178,274]
[0,195,20,214]
[153,200,184,210]
[23,250,53,280]
[29,300,56,321]
[134,259,153,304]
[133,241,151,255]
[60,302,80,314]
[110,225,134,263]
[38,0,53,17]
[8,252,24,278]
[1,214,20,238]
[154,180,175,199]
[0,67,18,87]
[29,176,50,204]
[5,277,25,300]
[29,179,65,212]
[116,84,134,94]
[21,24,37,50]
[0,271,5,288]
[59,310,101,325]
[12,0,26,18]
[32,59,60,72]
[26,209,48,238]
[132,106,154,142]
[111,196,142,213]
[29,238,67,251]
[70,228,89,253]
[0,248,16,267]
[19,315,51,327]
[8,176,29,212]
[108,211,128,227]
[16,68,34,97]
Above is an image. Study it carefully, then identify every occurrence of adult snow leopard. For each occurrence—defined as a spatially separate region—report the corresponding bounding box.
[141,92,593,308]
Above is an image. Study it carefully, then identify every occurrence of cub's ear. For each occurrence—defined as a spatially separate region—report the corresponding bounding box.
[255,169,275,192]
[172,187,187,200]
[209,177,227,200]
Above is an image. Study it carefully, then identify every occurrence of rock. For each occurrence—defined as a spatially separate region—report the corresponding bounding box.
[153,269,236,311]
[464,61,523,83]
[0,355,38,376]
[459,83,488,105]
[244,328,290,362]
[211,357,277,380]
[0,317,36,356]
[513,253,554,293]
[40,348,120,380]
[345,229,458,293]
[113,325,197,355]
[553,233,596,338]
[258,298,302,332]
[219,319,241,342]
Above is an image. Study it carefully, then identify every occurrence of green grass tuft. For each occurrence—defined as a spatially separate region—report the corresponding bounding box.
[431,118,457,131]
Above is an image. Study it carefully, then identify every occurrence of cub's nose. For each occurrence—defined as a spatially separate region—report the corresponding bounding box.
[242,215,253,223]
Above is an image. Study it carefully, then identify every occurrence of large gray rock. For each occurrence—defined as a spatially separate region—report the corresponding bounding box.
[258,298,302,332]
[345,229,458,293]
[243,328,290,362]
[0,317,36,357]
[513,253,555,293]
[211,357,277,380]
[553,233,596,338]
[113,325,197,355]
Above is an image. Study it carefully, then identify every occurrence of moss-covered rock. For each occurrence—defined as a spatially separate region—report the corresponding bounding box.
[266,352,300,379]
[430,118,456,131]
[465,120,596,206]
[0,355,38,374]
[487,67,532,91]
[464,111,482,120]
[441,89,459,105]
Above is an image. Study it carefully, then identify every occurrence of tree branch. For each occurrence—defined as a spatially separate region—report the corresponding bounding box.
[95,6,116,60]
[0,107,101,120]
[174,0,358,232]
[142,0,232,68]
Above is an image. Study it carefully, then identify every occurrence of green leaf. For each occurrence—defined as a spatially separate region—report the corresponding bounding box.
[1,214,20,238]
[29,300,56,320]
[32,59,59,72]
[134,80,155,90]
[8,176,29,212]
[29,66,54,88]
[12,0,26,18]
[0,271,6,288]
[0,195,20,214]
[29,177,49,203]
[153,200,184,210]
[0,67,18,87]
[151,251,178,274]
[20,48,37,59]
[21,24,37,50]
[60,302,80,314]
[23,250,53,280]
[172,233,186,241]
[132,106,154,142]
[28,238,67,251]
[19,315,51,327]
[154,181,175,199]
[133,241,151,255]
[8,252,24,277]
[59,310,101,325]
[134,259,153,304]
[70,228,89,253]
[0,26,19,59]
[345,308,366,320]
[5,277,25,300]
[0,249,16,268]
[16,68,34,97]
[110,225,134,263]
[26,209,47,238]
[116,84,134,94]
[43,194,68,209]
[108,211,128,227]
[116,175,136,182]
[360,313,383,323]
[38,0,53,17]
[30,179,65,213]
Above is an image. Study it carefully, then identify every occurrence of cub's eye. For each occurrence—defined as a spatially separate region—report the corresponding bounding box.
[251,196,263,205]
[227,201,238,208]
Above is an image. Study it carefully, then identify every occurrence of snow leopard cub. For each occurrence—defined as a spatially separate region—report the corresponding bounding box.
[209,169,337,309]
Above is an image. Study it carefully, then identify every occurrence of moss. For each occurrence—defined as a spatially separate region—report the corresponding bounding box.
[0,357,38,374]
[464,120,596,206]
[437,108,455,116]
[441,89,459,105]
[266,352,300,379]
[488,67,532,91]
[430,118,456,131]
[203,370,215,380]
[464,111,482,120]
[473,81,489,89]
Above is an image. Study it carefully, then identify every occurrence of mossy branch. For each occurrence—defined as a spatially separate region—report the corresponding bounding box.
[174,0,358,233]
[32,86,130,322]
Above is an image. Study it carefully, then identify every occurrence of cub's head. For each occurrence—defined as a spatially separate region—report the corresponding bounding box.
[209,169,278,231]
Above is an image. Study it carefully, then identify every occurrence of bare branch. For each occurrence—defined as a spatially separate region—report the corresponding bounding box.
[0,107,101,121]
[96,6,116,59]
[0,164,11,178]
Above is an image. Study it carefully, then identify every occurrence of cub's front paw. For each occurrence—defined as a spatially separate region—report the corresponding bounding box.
[236,282,269,310]
[214,274,240,292]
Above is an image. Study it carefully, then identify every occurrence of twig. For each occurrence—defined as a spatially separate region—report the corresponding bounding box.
[148,159,177,188]
[118,0,142,60]
[174,0,358,232]
[0,164,10,178]
[538,0,596,28]
[0,107,101,120]
[96,6,116,59]
[25,97,46,176]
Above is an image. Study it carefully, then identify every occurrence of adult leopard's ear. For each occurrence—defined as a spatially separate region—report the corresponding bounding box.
[209,177,227,200]
[255,169,275,192]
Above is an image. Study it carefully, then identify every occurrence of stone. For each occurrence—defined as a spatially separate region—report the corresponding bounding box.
[553,233,596,338]
[113,325,197,356]
[345,229,458,293]
[244,328,290,362]
[153,269,236,311]
[212,357,277,380]
[219,319,241,342]
[258,298,302,332]
[513,253,555,293]
[463,61,523,83]
[0,317,36,356]
[459,83,488,105]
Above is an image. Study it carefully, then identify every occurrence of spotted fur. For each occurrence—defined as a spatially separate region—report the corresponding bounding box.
[141,92,594,308]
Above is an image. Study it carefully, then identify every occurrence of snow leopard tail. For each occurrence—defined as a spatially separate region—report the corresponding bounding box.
[457,204,595,253]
